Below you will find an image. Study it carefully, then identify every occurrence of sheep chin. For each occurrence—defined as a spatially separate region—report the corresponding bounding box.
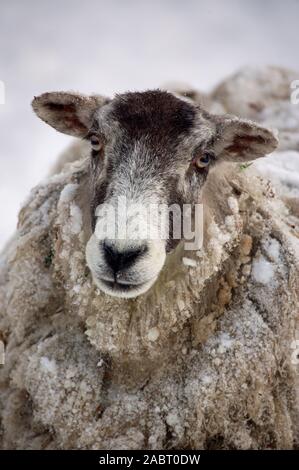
[92,275,157,299]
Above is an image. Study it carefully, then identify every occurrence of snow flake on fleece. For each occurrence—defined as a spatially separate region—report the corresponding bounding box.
[227,196,239,215]
[40,356,57,375]
[251,236,282,286]
[182,257,197,268]
[225,215,237,232]
[251,255,275,285]
[207,219,237,269]
[57,183,83,249]
[217,332,234,353]
[166,411,181,434]
[69,203,83,235]
[59,183,79,204]
[262,237,281,263]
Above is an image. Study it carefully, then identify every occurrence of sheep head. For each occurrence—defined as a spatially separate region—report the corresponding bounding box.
[32,90,278,299]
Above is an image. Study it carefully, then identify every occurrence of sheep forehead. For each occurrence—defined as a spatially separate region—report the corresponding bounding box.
[109,90,195,138]
[96,90,211,142]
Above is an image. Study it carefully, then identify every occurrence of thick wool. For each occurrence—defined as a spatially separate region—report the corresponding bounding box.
[0,66,298,450]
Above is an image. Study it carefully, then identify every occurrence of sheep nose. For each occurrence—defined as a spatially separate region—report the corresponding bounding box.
[102,240,147,273]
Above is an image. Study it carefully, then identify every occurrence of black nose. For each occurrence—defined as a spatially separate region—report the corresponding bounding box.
[102,241,147,274]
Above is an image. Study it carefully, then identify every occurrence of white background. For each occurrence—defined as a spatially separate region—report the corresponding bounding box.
[0,0,299,247]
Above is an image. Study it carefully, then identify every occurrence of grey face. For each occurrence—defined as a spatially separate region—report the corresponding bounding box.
[32,89,278,298]
[86,91,216,297]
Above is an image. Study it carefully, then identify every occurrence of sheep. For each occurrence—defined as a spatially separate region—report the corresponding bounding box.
[0,67,298,450]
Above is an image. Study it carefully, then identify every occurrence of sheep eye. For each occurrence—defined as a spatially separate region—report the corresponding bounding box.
[194,152,212,169]
[90,135,102,152]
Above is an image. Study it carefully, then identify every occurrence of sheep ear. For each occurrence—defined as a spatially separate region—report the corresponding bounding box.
[214,116,278,162]
[32,92,109,137]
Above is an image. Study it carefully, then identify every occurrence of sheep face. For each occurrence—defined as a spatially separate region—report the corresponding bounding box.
[32,90,278,298]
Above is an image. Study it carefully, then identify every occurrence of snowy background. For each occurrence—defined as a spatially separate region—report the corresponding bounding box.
[0,0,299,247]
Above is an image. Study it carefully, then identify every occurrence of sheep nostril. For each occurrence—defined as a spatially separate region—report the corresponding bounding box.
[102,241,147,274]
